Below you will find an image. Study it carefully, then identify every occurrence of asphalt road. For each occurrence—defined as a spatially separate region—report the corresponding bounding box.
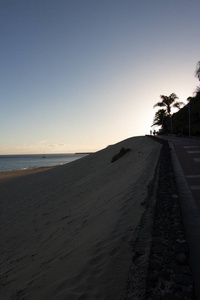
[161,136,200,207]
[158,136,200,299]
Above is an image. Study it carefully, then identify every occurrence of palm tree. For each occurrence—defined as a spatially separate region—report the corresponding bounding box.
[153,93,184,134]
[195,61,200,81]
[152,109,167,127]
[187,96,193,103]
[152,109,168,133]
[195,61,200,93]
[153,93,184,115]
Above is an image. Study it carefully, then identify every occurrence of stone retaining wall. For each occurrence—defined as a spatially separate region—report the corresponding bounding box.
[124,137,195,299]
[145,137,195,300]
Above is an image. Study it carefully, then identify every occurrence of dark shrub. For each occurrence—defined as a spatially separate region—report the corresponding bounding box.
[111,147,131,163]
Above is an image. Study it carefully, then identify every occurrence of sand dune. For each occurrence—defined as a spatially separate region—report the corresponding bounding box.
[0,136,161,300]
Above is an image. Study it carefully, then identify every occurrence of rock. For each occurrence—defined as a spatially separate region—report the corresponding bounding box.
[180,265,191,274]
[162,256,171,265]
[172,194,178,199]
[148,261,162,271]
[152,244,165,255]
[158,270,171,281]
[172,274,193,286]
[181,285,194,298]
[147,274,158,288]
[131,250,142,263]
[163,294,180,300]
[175,253,187,265]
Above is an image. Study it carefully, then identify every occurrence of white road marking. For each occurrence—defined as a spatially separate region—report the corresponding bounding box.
[190,186,200,190]
[186,175,200,178]
[184,146,200,149]
[187,151,200,154]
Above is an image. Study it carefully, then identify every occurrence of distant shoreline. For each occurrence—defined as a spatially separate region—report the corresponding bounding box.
[75,152,93,154]
[0,153,87,172]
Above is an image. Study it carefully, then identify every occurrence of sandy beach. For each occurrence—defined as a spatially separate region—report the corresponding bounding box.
[0,136,161,300]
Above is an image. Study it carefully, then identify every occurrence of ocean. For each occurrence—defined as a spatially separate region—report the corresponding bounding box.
[0,153,88,172]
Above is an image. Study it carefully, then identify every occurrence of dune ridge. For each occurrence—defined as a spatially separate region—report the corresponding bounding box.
[0,136,161,300]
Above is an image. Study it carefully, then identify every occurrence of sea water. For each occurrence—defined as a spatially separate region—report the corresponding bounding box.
[0,153,88,172]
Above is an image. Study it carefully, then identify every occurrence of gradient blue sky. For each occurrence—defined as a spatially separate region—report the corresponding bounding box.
[1,0,200,154]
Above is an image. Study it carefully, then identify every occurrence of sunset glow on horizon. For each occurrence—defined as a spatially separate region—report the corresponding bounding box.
[1,0,200,154]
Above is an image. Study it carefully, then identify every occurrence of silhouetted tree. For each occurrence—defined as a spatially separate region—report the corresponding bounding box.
[152,109,167,127]
[153,93,184,134]
[187,96,194,103]
[153,93,184,115]
[195,61,200,81]
[195,61,200,92]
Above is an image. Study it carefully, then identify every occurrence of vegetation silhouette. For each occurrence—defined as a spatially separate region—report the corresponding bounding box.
[195,61,200,92]
[195,61,200,81]
[172,92,200,136]
[152,109,167,130]
[111,147,131,163]
[153,93,184,134]
[152,61,200,136]
[153,93,183,115]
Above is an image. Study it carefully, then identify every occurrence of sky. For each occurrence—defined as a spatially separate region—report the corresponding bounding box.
[1,0,200,154]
